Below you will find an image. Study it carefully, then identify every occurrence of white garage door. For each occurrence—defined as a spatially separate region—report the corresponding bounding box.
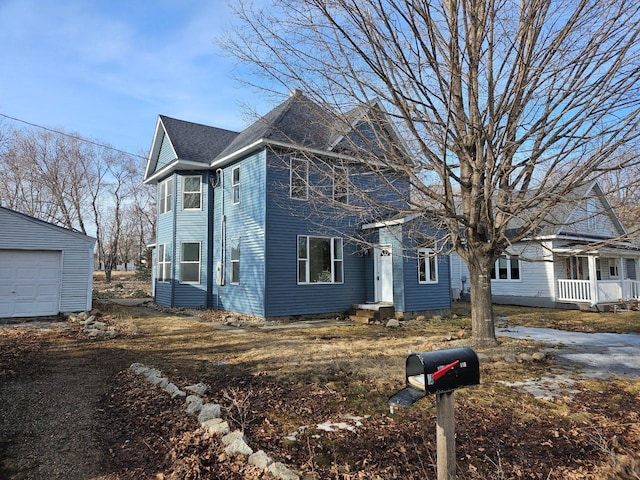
[0,250,61,318]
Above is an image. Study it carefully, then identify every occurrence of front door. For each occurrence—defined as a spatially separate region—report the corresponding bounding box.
[374,245,393,303]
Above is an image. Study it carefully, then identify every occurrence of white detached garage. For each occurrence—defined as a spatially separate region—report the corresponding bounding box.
[0,207,96,319]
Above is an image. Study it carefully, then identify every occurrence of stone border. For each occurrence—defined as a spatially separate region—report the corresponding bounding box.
[128,363,300,480]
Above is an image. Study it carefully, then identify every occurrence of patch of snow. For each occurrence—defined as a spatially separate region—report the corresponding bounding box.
[498,326,640,379]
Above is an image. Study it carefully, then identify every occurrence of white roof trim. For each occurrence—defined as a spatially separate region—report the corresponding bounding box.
[362,213,421,230]
[209,138,365,169]
[143,159,211,184]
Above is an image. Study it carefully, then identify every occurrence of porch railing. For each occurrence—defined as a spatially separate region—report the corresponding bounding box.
[557,279,640,303]
[557,279,592,302]
[625,279,640,300]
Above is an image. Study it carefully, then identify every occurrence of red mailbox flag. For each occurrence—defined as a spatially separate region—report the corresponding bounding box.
[431,359,460,383]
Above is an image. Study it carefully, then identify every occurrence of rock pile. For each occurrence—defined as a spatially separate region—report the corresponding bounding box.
[65,311,118,339]
[128,362,300,480]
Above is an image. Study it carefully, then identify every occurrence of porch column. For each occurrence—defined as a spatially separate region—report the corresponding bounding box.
[587,255,598,306]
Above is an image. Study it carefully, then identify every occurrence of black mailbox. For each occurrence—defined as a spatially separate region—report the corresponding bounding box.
[389,347,479,409]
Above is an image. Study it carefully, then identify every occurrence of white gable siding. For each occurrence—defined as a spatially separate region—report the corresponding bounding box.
[562,196,621,238]
[0,208,95,316]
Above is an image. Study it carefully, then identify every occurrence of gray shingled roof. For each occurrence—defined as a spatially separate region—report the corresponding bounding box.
[160,115,239,164]
[214,90,337,160]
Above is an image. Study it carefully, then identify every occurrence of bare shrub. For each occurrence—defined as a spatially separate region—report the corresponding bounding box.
[221,387,255,432]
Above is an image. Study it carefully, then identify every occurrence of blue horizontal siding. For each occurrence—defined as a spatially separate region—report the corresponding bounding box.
[402,253,451,311]
[156,131,176,170]
[173,171,208,308]
[264,151,367,317]
[211,151,266,316]
[154,173,176,306]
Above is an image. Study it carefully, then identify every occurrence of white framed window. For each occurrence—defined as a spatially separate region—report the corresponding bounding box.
[418,249,438,284]
[232,166,240,204]
[182,176,202,210]
[297,235,343,284]
[491,255,521,281]
[333,166,349,203]
[609,261,619,278]
[158,177,174,215]
[566,256,587,280]
[586,199,597,229]
[157,243,171,282]
[180,242,201,283]
[230,238,240,284]
[290,158,308,200]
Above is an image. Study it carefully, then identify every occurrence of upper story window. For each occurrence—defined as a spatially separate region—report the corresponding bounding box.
[290,158,309,200]
[232,166,240,204]
[157,243,171,282]
[297,235,343,284]
[158,177,174,215]
[491,255,521,281]
[418,249,438,284]
[183,176,202,210]
[333,166,349,203]
[180,242,201,283]
[586,199,597,229]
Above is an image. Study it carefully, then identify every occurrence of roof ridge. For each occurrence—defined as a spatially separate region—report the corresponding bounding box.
[159,114,240,135]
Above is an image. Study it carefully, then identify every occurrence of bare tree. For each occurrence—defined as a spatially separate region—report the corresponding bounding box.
[0,128,96,233]
[0,126,155,284]
[91,152,139,282]
[599,152,640,240]
[224,0,640,347]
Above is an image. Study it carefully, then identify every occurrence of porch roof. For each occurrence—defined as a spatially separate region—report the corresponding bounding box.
[552,244,640,257]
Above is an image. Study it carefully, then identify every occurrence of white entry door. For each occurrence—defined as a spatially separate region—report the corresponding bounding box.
[374,245,393,303]
[0,250,61,318]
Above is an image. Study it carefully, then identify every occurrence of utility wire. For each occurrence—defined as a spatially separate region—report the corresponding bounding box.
[0,112,147,160]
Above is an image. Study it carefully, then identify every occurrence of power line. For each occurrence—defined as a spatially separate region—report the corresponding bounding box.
[0,112,148,160]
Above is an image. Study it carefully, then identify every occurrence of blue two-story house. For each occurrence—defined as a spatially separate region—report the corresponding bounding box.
[143,91,450,320]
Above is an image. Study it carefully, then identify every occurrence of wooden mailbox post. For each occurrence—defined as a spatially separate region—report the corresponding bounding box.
[389,347,480,480]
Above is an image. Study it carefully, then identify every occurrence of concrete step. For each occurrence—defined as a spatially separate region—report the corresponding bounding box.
[348,303,395,323]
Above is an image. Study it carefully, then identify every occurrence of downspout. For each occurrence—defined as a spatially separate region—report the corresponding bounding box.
[217,168,226,288]
[171,173,177,307]
[207,171,216,308]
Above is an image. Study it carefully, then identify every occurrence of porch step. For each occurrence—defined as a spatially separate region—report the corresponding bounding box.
[348,304,395,324]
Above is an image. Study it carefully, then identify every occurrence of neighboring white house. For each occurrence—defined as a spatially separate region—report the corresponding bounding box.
[450,182,640,309]
[0,207,96,318]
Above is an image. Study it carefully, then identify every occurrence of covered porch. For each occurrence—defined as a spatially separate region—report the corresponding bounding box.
[554,246,640,306]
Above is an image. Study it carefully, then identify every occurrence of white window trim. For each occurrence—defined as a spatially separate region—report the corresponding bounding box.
[297,235,344,284]
[182,175,202,211]
[609,260,620,278]
[158,243,171,283]
[418,248,438,284]
[491,255,522,282]
[290,158,309,200]
[230,238,240,285]
[159,178,174,215]
[179,242,201,284]
[231,166,240,205]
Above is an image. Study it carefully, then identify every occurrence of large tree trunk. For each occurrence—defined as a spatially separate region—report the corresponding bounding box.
[468,258,498,348]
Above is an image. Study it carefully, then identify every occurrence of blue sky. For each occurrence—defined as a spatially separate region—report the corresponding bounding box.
[0,0,275,157]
